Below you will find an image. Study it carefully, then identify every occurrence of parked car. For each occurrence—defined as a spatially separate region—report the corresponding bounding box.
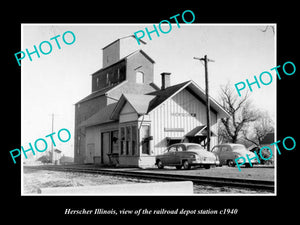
[155,143,220,170]
[211,143,259,167]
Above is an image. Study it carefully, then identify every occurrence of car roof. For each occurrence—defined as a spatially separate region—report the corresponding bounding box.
[213,143,245,147]
[169,143,202,147]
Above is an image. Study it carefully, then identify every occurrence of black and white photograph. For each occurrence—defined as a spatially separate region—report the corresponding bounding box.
[21,24,276,196]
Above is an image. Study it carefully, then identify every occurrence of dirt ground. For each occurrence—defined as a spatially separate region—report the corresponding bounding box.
[139,165,275,181]
[22,167,153,194]
[22,167,273,195]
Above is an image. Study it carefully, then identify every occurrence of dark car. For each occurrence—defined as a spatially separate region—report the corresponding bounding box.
[155,143,220,170]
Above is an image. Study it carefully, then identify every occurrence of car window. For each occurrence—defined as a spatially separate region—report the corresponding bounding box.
[221,146,230,152]
[168,146,177,152]
[187,145,203,151]
[177,146,184,152]
[211,146,220,153]
[232,145,247,152]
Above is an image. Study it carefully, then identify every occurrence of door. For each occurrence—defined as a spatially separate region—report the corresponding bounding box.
[220,146,231,164]
[86,143,95,164]
[163,145,177,165]
[101,132,110,164]
[174,144,184,165]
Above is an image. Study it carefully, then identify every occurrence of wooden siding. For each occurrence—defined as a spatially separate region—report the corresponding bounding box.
[120,102,138,123]
[149,89,217,155]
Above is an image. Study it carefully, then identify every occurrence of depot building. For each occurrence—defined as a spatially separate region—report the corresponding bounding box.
[74,37,230,167]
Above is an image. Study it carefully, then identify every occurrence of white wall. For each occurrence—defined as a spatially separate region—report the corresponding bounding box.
[149,89,218,155]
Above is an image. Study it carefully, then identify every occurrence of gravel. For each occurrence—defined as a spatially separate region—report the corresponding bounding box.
[23,167,273,195]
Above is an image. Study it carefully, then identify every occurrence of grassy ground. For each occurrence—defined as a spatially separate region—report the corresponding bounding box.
[23,167,273,195]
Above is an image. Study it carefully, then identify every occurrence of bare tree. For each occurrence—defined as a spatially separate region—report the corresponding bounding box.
[243,110,274,146]
[218,83,258,143]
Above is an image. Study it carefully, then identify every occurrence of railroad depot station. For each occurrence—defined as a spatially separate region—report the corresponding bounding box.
[74,37,230,167]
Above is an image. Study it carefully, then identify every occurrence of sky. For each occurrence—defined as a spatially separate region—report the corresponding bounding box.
[21,24,276,159]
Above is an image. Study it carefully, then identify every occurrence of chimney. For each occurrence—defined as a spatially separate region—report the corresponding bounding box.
[161,72,171,90]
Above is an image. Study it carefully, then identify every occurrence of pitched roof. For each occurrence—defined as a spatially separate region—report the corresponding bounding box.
[81,79,230,128]
[110,80,230,120]
[75,81,128,104]
[123,94,156,114]
[110,94,156,120]
[146,81,190,112]
[79,103,118,127]
[147,80,230,118]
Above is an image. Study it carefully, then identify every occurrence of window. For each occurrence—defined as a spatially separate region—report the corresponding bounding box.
[106,73,111,86]
[120,127,125,155]
[132,126,137,155]
[221,146,230,152]
[136,71,144,84]
[111,130,119,154]
[119,65,126,81]
[126,126,131,155]
[168,146,177,152]
[177,145,184,152]
[117,68,120,80]
[141,125,150,154]
[211,146,220,154]
[119,125,138,156]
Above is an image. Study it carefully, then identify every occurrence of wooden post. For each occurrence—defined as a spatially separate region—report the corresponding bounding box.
[203,55,211,151]
[193,55,214,151]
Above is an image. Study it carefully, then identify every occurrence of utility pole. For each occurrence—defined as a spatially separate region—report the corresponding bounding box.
[193,55,214,151]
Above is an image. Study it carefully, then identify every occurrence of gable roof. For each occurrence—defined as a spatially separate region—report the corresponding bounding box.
[111,94,156,120]
[110,80,230,120]
[146,81,190,112]
[147,80,230,118]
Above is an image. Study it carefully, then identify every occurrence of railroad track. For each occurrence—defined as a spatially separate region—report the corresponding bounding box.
[25,165,274,191]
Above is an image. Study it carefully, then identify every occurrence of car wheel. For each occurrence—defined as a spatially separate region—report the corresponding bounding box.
[227,160,235,167]
[245,163,251,168]
[157,160,164,169]
[204,165,210,169]
[176,165,182,170]
[182,160,191,170]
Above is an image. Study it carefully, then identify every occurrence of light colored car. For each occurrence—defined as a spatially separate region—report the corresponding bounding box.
[211,143,259,167]
[155,143,220,170]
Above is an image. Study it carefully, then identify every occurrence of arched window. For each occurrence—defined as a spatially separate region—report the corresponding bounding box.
[136,71,144,84]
